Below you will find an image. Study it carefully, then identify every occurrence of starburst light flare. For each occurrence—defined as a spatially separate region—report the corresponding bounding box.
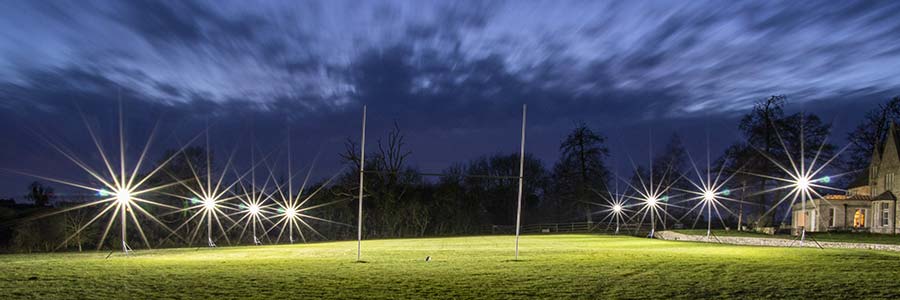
[160,130,262,248]
[671,140,747,241]
[588,178,636,235]
[584,148,640,235]
[265,161,350,244]
[4,101,201,253]
[744,113,855,246]
[219,143,284,245]
[619,156,683,239]
[262,134,353,245]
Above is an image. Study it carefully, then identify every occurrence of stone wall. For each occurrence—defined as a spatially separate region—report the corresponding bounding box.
[655,231,900,252]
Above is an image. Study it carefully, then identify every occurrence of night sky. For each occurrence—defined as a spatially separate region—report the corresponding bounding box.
[1,1,899,198]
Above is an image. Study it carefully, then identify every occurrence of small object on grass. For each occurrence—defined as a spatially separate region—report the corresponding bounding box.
[425,256,431,262]
[28,276,37,281]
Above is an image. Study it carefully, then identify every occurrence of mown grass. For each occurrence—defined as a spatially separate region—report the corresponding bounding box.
[675,229,900,245]
[2,234,900,299]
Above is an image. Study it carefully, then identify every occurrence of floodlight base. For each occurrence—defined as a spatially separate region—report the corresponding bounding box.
[647,228,655,239]
[789,227,823,249]
[253,236,261,245]
[705,231,723,244]
[800,228,806,247]
[208,238,217,248]
[122,240,133,256]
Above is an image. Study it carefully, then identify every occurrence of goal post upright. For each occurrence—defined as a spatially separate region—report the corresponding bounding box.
[515,104,527,261]
[354,104,526,261]
[357,105,366,262]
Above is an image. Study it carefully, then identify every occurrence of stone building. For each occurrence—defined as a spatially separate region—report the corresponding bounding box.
[792,123,900,234]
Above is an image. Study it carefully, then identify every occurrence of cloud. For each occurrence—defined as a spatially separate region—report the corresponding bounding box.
[1,1,899,196]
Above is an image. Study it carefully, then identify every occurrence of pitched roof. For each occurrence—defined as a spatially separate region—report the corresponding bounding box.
[872,122,900,162]
[873,190,896,201]
[881,121,900,162]
[824,194,873,201]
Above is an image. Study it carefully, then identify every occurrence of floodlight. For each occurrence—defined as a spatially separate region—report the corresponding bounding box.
[203,198,216,210]
[703,190,715,202]
[116,190,131,205]
[796,176,810,191]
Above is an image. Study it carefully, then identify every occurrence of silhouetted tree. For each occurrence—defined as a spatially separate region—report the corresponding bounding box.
[552,122,610,223]
[467,153,548,225]
[720,96,834,227]
[26,182,54,207]
[844,96,900,177]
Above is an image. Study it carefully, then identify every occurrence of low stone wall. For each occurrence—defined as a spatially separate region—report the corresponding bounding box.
[655,231,900,252]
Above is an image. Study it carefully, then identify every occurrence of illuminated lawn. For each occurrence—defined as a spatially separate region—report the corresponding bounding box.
[3,234,900,299]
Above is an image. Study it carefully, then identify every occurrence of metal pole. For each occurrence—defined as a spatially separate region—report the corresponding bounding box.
[615,215,620,235]
[253,218,258,245]
[738,181,745,231]
[648,130,654,239]
[205,126,214,248]
[357,106,367,262]
[706,203,712,240]
[515,104,527,260]
[121,205,128,254]
[251,131,259,245]
[800,115,806,245]
[118,96,129,255]
[800,196,806,246]
[208,211,214,247]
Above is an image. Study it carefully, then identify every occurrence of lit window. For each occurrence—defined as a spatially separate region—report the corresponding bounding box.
[854,209,866,228]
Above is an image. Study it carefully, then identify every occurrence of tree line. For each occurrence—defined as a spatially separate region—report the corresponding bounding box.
[1,95,898,252]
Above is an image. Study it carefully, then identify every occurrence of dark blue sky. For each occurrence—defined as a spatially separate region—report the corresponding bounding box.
[1,1,898,198]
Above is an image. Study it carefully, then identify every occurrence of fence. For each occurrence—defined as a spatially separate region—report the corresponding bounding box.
[485,221,653,235]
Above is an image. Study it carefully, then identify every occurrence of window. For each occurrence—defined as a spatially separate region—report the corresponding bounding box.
[798,211,808,228]
[887,173,895,189]
[829,208,836,227]
[883,203,891,227]
[810,210,816,229]
[854,209,866,228]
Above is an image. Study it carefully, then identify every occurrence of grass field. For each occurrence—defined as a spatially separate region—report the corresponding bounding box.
[3,234,900,299]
